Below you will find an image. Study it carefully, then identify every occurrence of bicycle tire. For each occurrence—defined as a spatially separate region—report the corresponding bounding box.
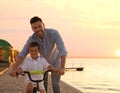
[44,72,48,93]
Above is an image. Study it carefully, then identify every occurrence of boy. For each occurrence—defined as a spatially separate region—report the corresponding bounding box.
[17,42,55,93]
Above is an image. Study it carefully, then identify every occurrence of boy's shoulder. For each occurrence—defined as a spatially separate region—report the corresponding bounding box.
[38,56,45,60]
[38,56,47,63]
[24,57,32,62]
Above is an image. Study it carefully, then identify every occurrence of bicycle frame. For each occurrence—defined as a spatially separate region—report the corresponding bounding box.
[22,70,51,93]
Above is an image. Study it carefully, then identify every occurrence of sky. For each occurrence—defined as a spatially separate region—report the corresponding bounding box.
[0,0,120,57]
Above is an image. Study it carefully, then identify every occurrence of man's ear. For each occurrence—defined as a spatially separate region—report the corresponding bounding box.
[43,23,45,28]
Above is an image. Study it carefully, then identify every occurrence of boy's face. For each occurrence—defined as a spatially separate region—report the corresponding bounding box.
[29,46,39,60]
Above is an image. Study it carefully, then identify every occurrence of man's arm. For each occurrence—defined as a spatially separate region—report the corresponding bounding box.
[48,56,66,75]
[57,55,66,75]
[13,56,24,70]
[9,56,24,77]
[54,31,67,75]
[9,36,32,77]
[60,56,66,69]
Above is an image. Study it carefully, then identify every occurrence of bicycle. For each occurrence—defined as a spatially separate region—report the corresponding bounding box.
[17,70,51,93]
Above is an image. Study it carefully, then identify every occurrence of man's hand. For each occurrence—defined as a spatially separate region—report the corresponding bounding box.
[56,68,65,75]
[9,69,17,77]
[9,56,24,77]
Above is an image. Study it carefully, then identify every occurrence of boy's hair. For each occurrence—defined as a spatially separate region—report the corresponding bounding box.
[30,16,43,25]
[28,42,40,49]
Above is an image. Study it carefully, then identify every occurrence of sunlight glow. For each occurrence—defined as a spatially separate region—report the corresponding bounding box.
[116,50,120,56]
[0,0,120,57]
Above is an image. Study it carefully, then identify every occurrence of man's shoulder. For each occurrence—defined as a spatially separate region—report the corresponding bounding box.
[45,28,60,39]
[45,28,58,34]
[29,33,39,40]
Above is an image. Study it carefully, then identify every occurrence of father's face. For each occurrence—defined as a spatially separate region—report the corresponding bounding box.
[31,21,45,39]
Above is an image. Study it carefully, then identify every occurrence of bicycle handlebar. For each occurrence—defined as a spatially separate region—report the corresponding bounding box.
[22,70,51,83]
[16,70,51,91]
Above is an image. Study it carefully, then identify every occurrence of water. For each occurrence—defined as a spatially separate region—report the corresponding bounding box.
[61,58,120,93]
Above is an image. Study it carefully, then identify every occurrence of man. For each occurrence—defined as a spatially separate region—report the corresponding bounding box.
[9,16,67,93]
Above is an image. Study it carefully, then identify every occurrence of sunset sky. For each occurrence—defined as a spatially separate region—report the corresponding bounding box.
[0,0,120,57]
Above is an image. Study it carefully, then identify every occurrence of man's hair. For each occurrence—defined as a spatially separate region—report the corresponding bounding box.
[28,42,40,49]
[30,16,43,25]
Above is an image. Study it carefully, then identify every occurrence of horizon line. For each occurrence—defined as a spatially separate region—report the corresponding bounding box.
[67,56,120,58]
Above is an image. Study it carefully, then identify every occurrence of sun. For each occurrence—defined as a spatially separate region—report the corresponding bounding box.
[116,50,120,56]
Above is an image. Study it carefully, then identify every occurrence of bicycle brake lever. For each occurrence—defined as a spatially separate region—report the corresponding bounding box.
[21,72,25,76]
